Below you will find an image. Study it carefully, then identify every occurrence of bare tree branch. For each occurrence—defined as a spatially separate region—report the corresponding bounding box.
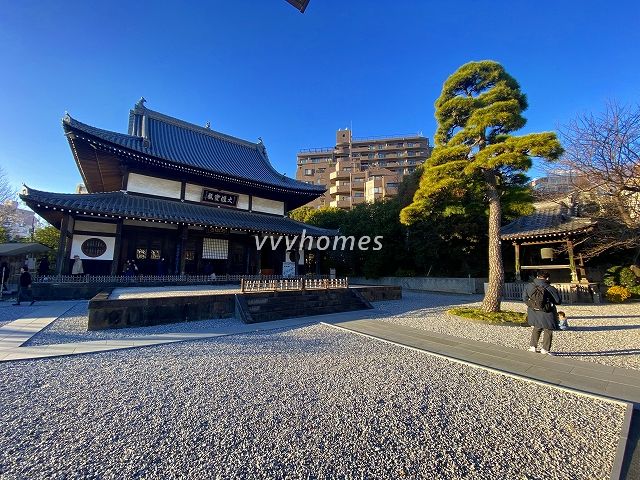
[554,102,640,260]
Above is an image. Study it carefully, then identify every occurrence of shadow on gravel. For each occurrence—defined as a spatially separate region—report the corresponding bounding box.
[571,324,640,332]
[570,315,640,320]
[554,349,640,357]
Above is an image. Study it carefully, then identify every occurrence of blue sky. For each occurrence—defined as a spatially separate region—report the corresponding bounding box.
[1,0,638,195]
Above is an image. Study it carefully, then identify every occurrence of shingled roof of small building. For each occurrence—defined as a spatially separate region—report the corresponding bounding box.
[500,201,596,241]
[20,187,337,237]
[62,101,323,195]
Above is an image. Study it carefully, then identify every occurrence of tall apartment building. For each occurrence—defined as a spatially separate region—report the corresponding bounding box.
[296,129,432,209]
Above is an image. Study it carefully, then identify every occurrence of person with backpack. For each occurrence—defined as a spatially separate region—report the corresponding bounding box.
[523,270,561,355]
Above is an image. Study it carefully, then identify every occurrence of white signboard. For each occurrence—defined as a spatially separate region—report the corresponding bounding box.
[282,261,296,278]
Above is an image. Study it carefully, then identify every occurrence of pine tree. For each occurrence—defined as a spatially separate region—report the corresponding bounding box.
[401,61,563,312]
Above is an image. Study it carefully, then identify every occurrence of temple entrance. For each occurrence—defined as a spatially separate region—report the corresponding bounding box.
[120,226,177,275]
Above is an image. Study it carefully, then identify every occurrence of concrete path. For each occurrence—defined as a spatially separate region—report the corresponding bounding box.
[0,309,323,362]
[323,318,640,408]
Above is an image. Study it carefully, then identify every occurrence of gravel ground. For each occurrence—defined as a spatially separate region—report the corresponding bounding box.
[110,285,241,299]
[24,302,243,347]
[0,324,625,479]
[374,291,640,371]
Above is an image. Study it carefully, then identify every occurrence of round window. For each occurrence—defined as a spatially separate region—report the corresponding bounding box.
[81,238,107,258]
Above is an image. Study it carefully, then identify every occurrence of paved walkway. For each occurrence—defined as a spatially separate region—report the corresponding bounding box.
[323,317,640,408]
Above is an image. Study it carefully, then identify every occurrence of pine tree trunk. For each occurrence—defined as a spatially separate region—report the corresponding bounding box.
[482,172,504,312]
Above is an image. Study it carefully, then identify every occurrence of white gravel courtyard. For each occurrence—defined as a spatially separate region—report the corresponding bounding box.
[374,291,640,371]
[0,324,626,479]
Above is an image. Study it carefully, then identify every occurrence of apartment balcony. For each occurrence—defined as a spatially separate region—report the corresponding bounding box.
[351,182,365,190]
[330,199,352,209]
[352,196,366,204]
[329,184,351,196]
[329,170,351,181]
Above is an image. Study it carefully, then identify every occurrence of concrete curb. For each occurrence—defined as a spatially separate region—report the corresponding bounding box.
[611,404,634,480]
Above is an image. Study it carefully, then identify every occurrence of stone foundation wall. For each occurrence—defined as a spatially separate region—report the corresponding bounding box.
[349,277,486,295]
[88,291,235,330]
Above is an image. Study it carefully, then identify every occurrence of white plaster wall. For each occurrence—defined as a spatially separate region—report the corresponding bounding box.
[69,234,116,261]
[252,196,284,215]
[74,220,117,234]
[127,173,181,199]
[185,183,249,210]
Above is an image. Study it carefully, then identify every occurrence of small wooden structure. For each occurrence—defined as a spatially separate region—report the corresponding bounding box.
[500,201,596,283]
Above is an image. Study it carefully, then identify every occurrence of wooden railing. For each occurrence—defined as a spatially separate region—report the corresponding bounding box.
[241,277,349,293]
[501,282,601,304]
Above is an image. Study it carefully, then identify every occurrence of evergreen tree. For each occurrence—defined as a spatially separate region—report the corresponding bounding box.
[401,61,562,312]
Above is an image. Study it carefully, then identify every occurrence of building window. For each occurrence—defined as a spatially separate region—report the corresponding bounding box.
[368,145,374,150]
[408,151,415,156]
[202,238,228,260]
[377,144,384,150]
[407,142,414,147]
[299,159,307,164]
[378,153,385,159]
[367,153,374,159]
[373,187,382,194]
[396,142,404,147]
[354,192,364,197]
[304,169,314,175]
[312,158,321,163]
[81,238,107,258]
[386,183,398,188]
[317,168,326,173]
[397,152,404,157]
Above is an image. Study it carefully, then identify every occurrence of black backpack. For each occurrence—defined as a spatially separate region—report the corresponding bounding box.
[526,285,552,312]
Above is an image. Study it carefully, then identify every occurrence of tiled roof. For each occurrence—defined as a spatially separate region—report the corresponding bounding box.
[62,107,324,194]
[500,202,596,240]
[21,188,337,237]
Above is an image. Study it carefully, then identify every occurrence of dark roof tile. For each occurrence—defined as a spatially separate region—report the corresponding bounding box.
[21,188,337,237]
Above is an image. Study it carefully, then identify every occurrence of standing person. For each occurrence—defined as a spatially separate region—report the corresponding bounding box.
[156,257,167,276]
[71,255,84,276]
[37,256,49,276]
[0,261,9,291]
[523,270,561,355]
[13,266,35,306]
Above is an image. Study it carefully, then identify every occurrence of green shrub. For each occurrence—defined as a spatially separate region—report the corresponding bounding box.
[603,266,624,287]
[606,285,632,303]
[628,285,640,298]
[394,268,416,277]
[619,267,639,288]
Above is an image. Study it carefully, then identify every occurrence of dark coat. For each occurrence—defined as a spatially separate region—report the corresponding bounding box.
[19,271,32,288]
[523,278,561,330]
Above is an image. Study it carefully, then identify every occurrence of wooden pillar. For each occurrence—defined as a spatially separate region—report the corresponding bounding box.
[566,238,578,283]
[110,222,123,276]
[55,214,74,275]
[55,215,69,275]
[513,242,521,281]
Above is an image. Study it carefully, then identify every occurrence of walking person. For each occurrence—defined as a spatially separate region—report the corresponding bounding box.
[13,266,35,306]
[523,270,561,355]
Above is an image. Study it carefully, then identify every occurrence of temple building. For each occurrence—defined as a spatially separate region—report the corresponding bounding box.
[21,99,334,276]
